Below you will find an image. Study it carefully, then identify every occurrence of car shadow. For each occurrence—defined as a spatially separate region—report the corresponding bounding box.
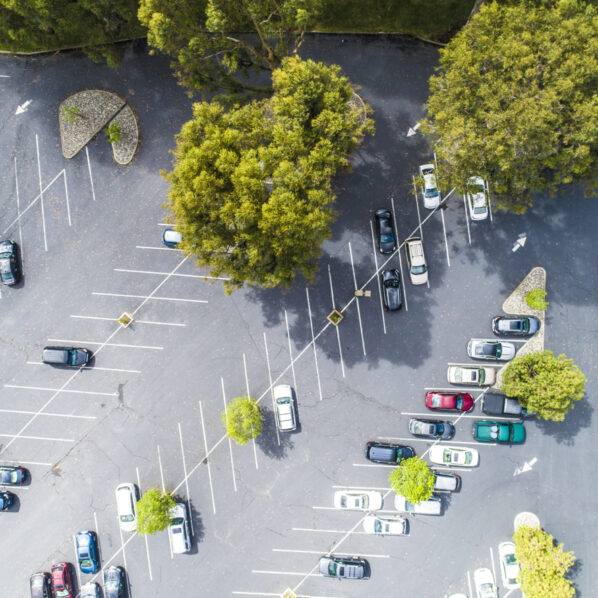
[533,396,593,446]
[186,498,206,553]
[255,408,293,460]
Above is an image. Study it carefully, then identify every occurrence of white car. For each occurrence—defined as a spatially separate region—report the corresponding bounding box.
[498,541,521,589]
[168,502,191,554]
[394,494,442,515]
[273,384,297,431]
[419,163,441,209]
[466,176,489,221]
[429,445,479,467]
[467,339,516,361]
[474,567,498,598]
[80,583,101,598]
[405,237,428,285]
[363,514,408,535]
[334,490,383,511]
[447,365,496,386]
[115,482,138,532]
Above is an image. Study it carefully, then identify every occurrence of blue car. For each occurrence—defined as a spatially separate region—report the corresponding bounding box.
[75,531,99,574]
[162,228,182,248]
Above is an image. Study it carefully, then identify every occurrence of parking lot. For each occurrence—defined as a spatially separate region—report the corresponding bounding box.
[0,35,596,598]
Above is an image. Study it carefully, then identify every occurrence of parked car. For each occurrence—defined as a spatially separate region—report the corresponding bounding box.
[381,269,402,311]
[42,346,91,367]
[0,465,26,485]
[162,228,182,247]
[482,394,526,417]
[29,572,51,598]
[104,565,125,598]
[394,494,442,516]
[273,384,297,431]
[466,176,489,221]
[364,441,415,465]
[374,209,396,254]
[473,420,526,444]
[429,445,479,467]
[334,490,383,511]
[50,563,74,598]
[80,583,101,598]
[115,482,138,532]
[0,490,14,510]
[433,471,461,493]
[319,555,369,579]
[362,514,408,535]
[447,365,496,386]
[498,541,521,589]
[0,239,21,285]
[419,163,441,209]
[75,531,100,574]
[405,237,428,285]
[474,567,498,598]
[169,501,191,554]
[467,339,515,361]
[408,418,455,439]
[492,315,540,337]
[425,391,473,412]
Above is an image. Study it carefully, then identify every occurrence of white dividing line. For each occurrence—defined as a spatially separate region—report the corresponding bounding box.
[242,354,259,470]
[92,292,207,304]
[352,462,395,469]
[198,400,216,514]
[118,525,128,571]
[0,459,52,466]
[263,333,281,446]
[35,134,48,252]
[47,338,163,350]
[233,593,343,598]
[284,310,298,394]
[486,179,494,223]
[63,171,71,226]
[0,408,96,420]
[440,206,451,267]
[463,193,472,245]
[157,223,170,226]
[26,360,141,374]
[86,146,96,202]
[391,196,408,311]
[177,423,194,537]
[348,242,366,356]
[93,511,102,576]
[4,384,117,397]
[70,314,186,327]
[327,265,345,377]
[272,548,390,559]
[423,387,482,392]
[72,535,81,590]
[370,220,387,334]
[252,570,321,578]
[136,467,153,581]
[14,158,23,261]
[447,362,501,368]
[292,527,369,535]
[220,377,238,492]
[136,245,180,252]
[305,288,323,401]
[157,445,165,493]
[401,411,520,422]
[332,485,391,491]
[490,545,497,582]
[114,268,230,281]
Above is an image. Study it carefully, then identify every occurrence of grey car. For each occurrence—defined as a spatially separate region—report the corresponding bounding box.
[467,339,515,361]
[319,555,369,579]
[381,269,402,311]
[0,240,20,285]
[104,565,125,598]
[492,316,540,337]
[408,418,455,440]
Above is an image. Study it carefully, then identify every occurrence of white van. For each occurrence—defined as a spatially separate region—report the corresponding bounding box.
[394,493,442,516]
[115,483,138,532]
[273,384,297,432]
[169,502,191,554]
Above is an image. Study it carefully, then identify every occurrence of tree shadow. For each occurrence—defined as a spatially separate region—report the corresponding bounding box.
[255,408,293,459]
[534,396,593,446]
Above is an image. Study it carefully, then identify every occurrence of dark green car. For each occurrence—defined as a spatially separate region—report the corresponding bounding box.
[473,420,526,444]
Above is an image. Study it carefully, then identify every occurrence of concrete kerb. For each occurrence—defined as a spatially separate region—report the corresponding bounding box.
[109,103,140,165]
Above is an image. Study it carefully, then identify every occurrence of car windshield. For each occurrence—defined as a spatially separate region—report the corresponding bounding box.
[412,265,427,274]
[374,520,382,533]
[121,514,134,522]
[328,562,338,576]
[478,369,485,383]
[80,558,92,568]
[425,187,438,197]
[171,517,184,525]
[505,554,517,565]
[495,344,502,358]
[465,452,473,464]
[455,396,463,409]
[385,279,400,288]
[68,350,78,366]
[521,319,529,332]
[381,234,394,243]
[469,183,485,194]
[443,451,452,464]
[56,590,70,598]
[474,205,487,214]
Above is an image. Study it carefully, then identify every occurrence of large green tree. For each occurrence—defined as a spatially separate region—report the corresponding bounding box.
[514,525,576,598]
[424,0,598,213]
[136,488,176,535]
[165,56,373,291]
[222,396,264,445]
[138,0,320,94]
[388,456,435,504]
[501,350,586,421]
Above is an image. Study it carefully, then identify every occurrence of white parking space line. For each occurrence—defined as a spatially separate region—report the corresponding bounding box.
[157,222,170,226]
[467,570,473,597]
[177,423,195,537]
[263,334,281,446]
[305,288,323,401]
[72,534,81,589]
[233,593,342,598]
[35,135,48,251]
[136,467,153,581]
[380,435,495,447]
[0,459,52,466]
[463,194,472,245]
[5,384,117,397]
[71,314,186,327]
[118,526,128,571]
[391,196,408,311]
[272,548,390,559]
[92,292,208,304]
[401,411,518,421]
[502,589,515,598]
[490,545,497,582]
[292,527,368,535]
[86,146,96,202]
[13,158,23,261]
[26,360,142,374]
[412,177,430,289]
[369,220,387,334]
[486,180,494,223]
[47,338,164,350]
[348,242,366,356]
[252,570,321,577]
[63,171,71,226]
[157,445,165,493]
[352,462,393,469]
[423,387,481,392]
[284,310,298,394]
[0,408,96,420]
[93,511,102,574]
[327,265,346,377]
[242,354,259,470]
[136,245,180,252]
[440,207,451,267]
[220,377,238,492]
[332,485,391,491]
[114,268,230,281]
[198,401,217,514]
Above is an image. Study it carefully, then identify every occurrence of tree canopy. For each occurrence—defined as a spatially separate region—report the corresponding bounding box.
[388,456,435,504]
[424,0,598,213]
[136,488,176,535]
[165,56,373,291]
[222,396,264,445]
[514,525,576,598]
[501,350,586,421]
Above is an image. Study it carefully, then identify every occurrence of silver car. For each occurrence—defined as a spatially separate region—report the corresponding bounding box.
[81,583,101,598]
[168,502,191,554]
[466,176,489,221]
[467,339,515,361]
[419,163,441,209]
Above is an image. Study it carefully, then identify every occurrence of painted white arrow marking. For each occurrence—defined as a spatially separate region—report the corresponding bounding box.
[407,122,421,137]
[15,100,32,115]
[513,457,538,476]
[512,233,527,252]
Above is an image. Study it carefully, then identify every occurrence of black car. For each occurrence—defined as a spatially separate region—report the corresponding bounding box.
[0,491,14,510]
[408,418,455,440]
[29,572,51,598]
[104,565,126,598]
[374,209,396,254]
[482,394,527,417]
[492,315,540,337]
[0,240,20,285]
[365,441,415,465]
[0,465,26,485]
[381,269,402,311]
[42,346,92,367]
[319,555,369,579]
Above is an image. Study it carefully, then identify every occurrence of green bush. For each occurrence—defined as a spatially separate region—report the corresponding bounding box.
[525,289,549,311]
[136,488,175,536]
[222,396,263,445]
[388,456,435,504]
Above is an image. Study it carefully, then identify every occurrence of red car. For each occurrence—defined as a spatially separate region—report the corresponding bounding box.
[425,391,473,412]
[51,563,74,598]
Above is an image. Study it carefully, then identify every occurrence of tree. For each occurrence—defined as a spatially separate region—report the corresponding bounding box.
[138,0,321,95]
[136,488,176,535]
[423,0,598,213]
[514,525,576,598]
[388,456,435,504]
[164,57,373,292]
[501,350,586,421]
[222,396,263,445]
